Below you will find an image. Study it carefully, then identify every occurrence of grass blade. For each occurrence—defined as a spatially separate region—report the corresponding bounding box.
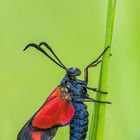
[89,0,117,140]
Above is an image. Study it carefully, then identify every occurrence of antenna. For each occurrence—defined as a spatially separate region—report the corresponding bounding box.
[23,42,68,71]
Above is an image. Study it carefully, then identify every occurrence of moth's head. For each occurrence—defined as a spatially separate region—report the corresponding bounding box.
[67,67,81,79]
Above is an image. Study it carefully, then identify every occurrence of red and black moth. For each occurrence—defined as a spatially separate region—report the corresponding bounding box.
[17,42,111,140]
[18,86,74,140]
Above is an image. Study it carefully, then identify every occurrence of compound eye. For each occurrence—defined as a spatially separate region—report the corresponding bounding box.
[75,68,81,76]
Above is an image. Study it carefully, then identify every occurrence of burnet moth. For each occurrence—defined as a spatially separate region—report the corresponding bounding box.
[17,42,111,140]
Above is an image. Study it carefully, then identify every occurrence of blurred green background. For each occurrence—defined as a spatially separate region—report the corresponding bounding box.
[0,0,140,140]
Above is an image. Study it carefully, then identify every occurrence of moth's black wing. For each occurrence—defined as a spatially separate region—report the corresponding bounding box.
[17,119,58,140]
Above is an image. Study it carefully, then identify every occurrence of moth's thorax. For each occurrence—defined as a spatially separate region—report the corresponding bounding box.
[60,75,87,96]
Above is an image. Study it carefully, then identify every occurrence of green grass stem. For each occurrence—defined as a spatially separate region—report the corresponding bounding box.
[89,0,117,140]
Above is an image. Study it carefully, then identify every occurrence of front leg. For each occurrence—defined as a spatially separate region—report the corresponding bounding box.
[84,46,110,84]
[84,60,102,85]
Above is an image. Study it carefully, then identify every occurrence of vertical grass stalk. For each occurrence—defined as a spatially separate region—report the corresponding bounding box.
[89,0,117,140]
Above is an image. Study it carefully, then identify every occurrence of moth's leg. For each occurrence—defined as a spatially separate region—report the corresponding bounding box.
[84,60,101,85]
[73,97,111,104]
[85,96,111,104]
[83,86,108,94]
[84,46,110,84]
